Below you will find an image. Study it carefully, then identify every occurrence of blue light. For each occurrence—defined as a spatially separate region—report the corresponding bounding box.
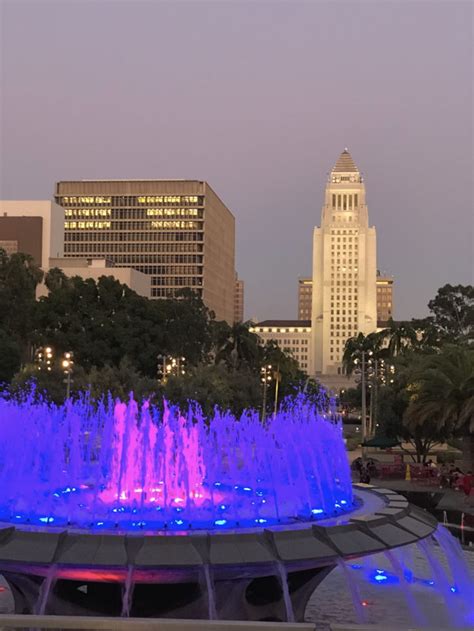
[312,508,324,515]
[214,519,227,526]
[39,517,54,523]
[450,586,458,593]
[255,518,267,524]
[368,569,399,585]
[351,564,363,570]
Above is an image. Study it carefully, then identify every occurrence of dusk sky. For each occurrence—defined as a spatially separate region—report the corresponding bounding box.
[1,0,472,321]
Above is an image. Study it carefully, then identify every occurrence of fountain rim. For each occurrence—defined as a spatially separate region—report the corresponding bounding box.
[0,486,438,576]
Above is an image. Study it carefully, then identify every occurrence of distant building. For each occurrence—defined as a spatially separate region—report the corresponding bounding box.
[39,258,151,298]
[234,274,245,323]
[0,200,64,268]
[376,272,394,326]
[54,180,236,323]
[311,149,377,376]
[298,277,312,319]
[297,274,394,328]
[249,320,311,373]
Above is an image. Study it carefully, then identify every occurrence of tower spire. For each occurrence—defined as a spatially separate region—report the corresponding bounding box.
[332,149,359,173]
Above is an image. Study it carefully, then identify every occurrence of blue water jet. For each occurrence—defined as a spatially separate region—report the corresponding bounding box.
[0,394,353,531]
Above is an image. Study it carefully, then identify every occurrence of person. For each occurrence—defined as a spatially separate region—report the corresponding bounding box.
[462,471,472,503]
[359,466,371,484]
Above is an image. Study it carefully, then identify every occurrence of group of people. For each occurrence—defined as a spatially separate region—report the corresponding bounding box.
[354,457,378,484]
[437,464,473,499]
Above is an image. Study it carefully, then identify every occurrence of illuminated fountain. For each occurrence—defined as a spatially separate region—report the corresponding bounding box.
[0,394,471,624]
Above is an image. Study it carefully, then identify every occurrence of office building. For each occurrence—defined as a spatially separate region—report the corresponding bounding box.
[234,274,245,323]
[311,149,377,375]
[249,320,311,372]
[0,200,64,268]
[376,272,394,326]
[298,277,312,319]
[297,274,394,327]
[55,180,235,323]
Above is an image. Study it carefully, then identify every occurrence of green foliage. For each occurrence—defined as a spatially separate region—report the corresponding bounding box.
[405,345,474,436]
[0,249,43,360]
[163,364,261,416]
[428,284,474,344]
[0,329,22,384]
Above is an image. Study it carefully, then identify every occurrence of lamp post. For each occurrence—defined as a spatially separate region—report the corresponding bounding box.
[157,355,186,384]
[260,364,272,421]
[273,365,281,417]
[35,346,54,372]
[62,352,74,399]
[353,350,374,458]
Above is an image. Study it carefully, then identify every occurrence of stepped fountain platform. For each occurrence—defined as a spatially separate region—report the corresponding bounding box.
[0,486,438,621]
[0,396,469,623]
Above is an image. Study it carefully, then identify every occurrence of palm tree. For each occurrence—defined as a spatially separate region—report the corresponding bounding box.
[214,321,261,372]
[342,331,385,375]
[379,319,418,357]
[405,345,474,470]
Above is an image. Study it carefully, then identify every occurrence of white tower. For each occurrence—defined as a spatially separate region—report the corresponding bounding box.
[310,150,377,376]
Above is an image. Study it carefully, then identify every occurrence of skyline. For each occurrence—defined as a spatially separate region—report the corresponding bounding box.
[1,1,472,321]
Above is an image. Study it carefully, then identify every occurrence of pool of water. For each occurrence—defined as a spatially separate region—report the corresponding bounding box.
[307,542,474,629]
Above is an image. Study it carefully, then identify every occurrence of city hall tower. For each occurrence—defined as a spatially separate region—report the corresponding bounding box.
[310,150,377,375]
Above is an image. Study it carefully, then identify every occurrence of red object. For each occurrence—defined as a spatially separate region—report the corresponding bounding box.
[462,474,472,496]
[0,586,6,592]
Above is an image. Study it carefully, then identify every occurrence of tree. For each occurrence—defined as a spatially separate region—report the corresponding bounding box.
[0,249,43,361]
[86,358,159,401]
[163,363,261,416]
[213,321,261,372]
[404,345,474,469]
[0,329,22,384]
[428,284,474,345]
[342,331,385,375]
[380,319,417,356]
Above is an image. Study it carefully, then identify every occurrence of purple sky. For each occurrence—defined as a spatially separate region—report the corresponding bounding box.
[1,1,472,321]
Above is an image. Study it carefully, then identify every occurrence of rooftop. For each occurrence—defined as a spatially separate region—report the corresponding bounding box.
[332,149,359,173]
[254,320,311,328]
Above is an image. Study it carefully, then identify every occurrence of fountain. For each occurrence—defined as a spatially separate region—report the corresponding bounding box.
[0,393,471,624]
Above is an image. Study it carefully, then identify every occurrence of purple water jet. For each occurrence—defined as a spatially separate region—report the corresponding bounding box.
[0,394,353,531]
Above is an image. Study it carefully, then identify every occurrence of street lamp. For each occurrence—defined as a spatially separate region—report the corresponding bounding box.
[35,346,54,372]
[62,351,74,399]
[157,355,186,384]
[260,364,273,421]
[353,350,374,457]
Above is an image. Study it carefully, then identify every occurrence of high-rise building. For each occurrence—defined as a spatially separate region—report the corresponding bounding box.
[234,274,245,323]
[0,200,64,268]
[298,275,394,327]
[310,150,377,375]
[298,277,312,319]
[55,180,236,323]
[376,272,394,326]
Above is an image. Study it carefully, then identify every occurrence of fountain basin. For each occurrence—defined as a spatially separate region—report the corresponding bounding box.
[0,486,439,621]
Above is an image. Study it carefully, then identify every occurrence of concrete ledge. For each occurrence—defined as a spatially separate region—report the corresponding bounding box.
[0,488,437,575]
[0,614,317,629]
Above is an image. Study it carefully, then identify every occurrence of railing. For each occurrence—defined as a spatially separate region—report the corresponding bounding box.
[0,615,460,630]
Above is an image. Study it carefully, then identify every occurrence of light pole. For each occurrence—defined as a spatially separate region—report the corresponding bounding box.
[273,364,281,417]
[35,346,54,372]
[353,350,374,458]
[62,352,74,399]
[260,364,272,421]
[157,355,186,384]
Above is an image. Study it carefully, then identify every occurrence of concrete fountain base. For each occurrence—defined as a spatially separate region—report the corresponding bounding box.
[0,486,438,622]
